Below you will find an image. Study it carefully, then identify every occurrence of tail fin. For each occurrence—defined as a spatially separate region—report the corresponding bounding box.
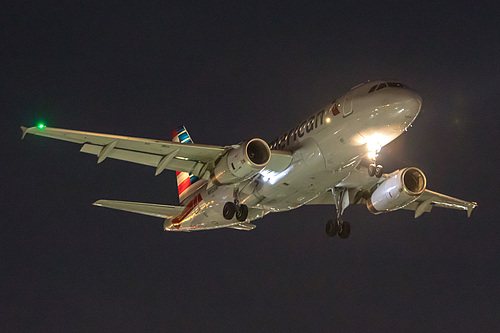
[172,126,200,204]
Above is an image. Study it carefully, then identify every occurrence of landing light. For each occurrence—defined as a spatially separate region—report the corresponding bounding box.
[326,117,331,123]
[260,168,291,185]
[359,133,391,159]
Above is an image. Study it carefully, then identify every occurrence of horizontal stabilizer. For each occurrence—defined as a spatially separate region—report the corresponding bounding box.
[227,222,257,231]
[93,200,184,219]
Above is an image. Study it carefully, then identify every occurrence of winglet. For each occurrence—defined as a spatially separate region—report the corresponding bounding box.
[467,202,478,217]
[20,126,29,140]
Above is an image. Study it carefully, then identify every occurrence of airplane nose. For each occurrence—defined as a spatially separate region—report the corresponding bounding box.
[379,88,422,117]
[400,88,422,115]
[392,88,422,129]
[383,88,422,108]
[362,87,423,136]
[400,89,422,108]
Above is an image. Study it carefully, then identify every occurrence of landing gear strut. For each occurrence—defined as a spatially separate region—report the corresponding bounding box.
[325,188,351,239]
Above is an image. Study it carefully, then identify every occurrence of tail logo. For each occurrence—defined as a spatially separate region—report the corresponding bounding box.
[172,126,200,202]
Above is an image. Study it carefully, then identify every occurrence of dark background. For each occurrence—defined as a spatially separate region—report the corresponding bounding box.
[2,1,499,331]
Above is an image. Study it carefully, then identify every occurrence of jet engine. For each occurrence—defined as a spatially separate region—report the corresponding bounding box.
[212,138,271,185]
[367,167,426,214]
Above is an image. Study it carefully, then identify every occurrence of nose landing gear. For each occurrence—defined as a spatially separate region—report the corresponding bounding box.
[367,147,383,178]
[325,188,351,239]
[368,163,383,178]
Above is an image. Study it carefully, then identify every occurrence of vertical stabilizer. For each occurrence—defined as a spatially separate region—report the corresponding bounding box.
[172,126,200,204]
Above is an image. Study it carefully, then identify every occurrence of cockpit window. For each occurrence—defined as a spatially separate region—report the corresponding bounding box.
[368,82,405,93]
[388,82,405,88]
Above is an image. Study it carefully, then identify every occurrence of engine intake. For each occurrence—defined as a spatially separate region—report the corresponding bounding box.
[367,167,426,214]
[212,138,271,185]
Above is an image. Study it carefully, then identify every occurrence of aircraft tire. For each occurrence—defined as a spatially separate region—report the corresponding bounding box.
[223,202,236,220]
[326,219,338,237]
[338,221,351,239]
[368,164,376,177]
[236,204,248,221]
[375,165,383,178]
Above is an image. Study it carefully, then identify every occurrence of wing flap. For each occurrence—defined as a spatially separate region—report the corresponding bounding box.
[93,199,184,219]
[80,143,199,174]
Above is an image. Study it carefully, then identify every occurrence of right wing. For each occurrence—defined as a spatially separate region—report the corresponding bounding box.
[21,126,292,177]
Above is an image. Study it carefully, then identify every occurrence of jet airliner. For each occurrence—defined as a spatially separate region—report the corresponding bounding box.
[21,80,477,238]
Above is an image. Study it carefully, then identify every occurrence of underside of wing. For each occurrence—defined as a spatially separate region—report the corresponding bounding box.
[93,199,184,219]
[21,126,293,177]
[21,126,226,177]
[404,189,478,218]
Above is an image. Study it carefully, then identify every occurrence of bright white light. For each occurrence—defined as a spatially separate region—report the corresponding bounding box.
[259,167,291,185]
[367,151,378,160]
[326,117,331,123]
[366,140,382,153]
[363,133,390,160]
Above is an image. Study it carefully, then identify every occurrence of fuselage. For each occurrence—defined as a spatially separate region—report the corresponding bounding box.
[165,80,422,231]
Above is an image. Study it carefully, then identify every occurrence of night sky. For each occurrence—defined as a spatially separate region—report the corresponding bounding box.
[3,1,499,331]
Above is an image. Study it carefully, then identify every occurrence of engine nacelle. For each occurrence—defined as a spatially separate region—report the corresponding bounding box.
[367,167,426,214]
[212,138,271,185]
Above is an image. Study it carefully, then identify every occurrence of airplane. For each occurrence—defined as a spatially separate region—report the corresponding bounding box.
[21,80,477,238]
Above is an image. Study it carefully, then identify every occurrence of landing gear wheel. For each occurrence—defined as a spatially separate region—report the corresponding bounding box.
[338,221,351,239]
[223,202,236,220]
[326,219,338,237]
[375,165,383,178]
[368,164,376,177]
[236,204,248,221]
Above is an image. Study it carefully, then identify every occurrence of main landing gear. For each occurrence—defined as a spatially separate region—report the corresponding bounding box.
[223,202,248,222]
[325,188,351,239]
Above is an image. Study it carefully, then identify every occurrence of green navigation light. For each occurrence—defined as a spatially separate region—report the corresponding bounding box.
[37,123,46,129]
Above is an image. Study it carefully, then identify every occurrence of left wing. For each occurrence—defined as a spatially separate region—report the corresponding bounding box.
[403,189,477,218]
[21,126,292,177]
[306,187,477,218]
[306,163,477,218]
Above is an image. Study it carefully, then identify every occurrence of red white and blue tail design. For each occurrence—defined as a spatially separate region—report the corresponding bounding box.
[172,126,200,204]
